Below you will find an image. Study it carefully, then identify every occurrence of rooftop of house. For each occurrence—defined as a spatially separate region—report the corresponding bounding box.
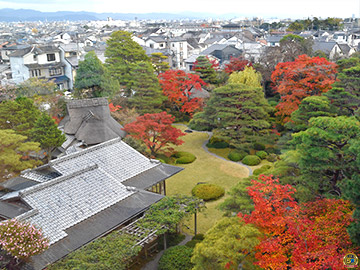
[0,137,183,269]
[60,98,126,147]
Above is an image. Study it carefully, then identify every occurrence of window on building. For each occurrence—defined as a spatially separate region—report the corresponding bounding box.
[47,53,56,62]
[31,69,41,77]
[33,55,37,61]
[49,68,62,76]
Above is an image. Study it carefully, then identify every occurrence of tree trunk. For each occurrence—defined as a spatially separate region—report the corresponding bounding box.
[163,232,167,250]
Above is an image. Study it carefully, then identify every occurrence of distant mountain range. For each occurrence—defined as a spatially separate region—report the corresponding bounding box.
[0,8,242,22]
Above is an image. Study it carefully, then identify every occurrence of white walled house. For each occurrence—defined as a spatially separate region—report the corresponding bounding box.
[145,36,167,49]
[169,37,188,69]
[9,45,70,90]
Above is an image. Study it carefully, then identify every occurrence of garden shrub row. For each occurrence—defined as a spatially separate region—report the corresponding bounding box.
[158,245,194,270]
[192,183,225,201]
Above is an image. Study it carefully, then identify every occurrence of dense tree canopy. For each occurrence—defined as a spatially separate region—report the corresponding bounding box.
[30,113,66,162]
[150,52,170,75]
[272,54,337,122]
[191,217,261,270]
[123,111,185,156]
[0,129,41,182]
[193,55,219,85]
[158,70,207,116]
[224,56,252,74]
[128,61,165,114]
[228,66,262,88]
[0,97,41,137]
[105,30,149,87]
[239,175,353,270]
[16,78,58,97]
[199,82,272,149]
[291,116,360,199]
[74,51,119,98]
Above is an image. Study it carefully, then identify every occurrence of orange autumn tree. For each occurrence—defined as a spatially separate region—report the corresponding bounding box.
[238,175,354,270]
[271,55,337,122]
[123,112,185,157]
[158,70,207,116]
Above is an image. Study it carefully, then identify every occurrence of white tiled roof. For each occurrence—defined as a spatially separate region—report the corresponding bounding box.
[17,164,135,244]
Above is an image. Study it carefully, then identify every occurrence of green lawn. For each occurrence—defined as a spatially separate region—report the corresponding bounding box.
[167,126,249,234]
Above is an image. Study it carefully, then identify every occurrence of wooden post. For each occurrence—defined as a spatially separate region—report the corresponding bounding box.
[194,209,197,236]
[163,180,166,195]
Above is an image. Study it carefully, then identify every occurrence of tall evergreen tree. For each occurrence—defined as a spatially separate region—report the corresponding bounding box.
[291,116,360,199]
[128,61,165,114]
[0,97,41,137]
[285,96,334,132]
[203,83,272,149]
[30,113,66,162]
[105,31,149,87]
[193,56,218,85]
[150,52,170,75]
[74,51,119,98]
[324,63,360,116]
[0,129,41,182]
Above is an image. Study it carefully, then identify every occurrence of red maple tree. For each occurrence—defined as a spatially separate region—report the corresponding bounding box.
[158,70,207,115]
[238,175,354,270]
[224,56,252,74]
[271,54,337,122]
[123,111,185,157]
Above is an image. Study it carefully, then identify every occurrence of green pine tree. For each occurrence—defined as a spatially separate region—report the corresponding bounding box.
[0,97,41,137]
[128,61,165,114]
[203,83,273,149]
[194,55,218,85]
[74,51,119,98]
[105,31,149,87]
[30,113,66,162]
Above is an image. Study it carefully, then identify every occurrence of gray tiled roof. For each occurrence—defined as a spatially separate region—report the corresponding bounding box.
[50,138,159,182]
[17,164,135,244]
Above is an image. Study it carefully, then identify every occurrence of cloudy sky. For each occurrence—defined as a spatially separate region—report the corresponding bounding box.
[0,0,359,18]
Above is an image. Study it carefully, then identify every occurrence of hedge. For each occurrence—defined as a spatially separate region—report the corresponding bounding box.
[192,184,225,201]
[228,150,248,162]
[206,141,229,149]
[253,164,272,175]
[242,155,261,166]
[158,246,194,270]
[253,142,266,151]
[256,151,268,160]
[173,151,196,164]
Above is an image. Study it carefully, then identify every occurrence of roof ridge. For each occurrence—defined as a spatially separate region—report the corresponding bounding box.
[50,137,122,165]
[16,209,39,221]
[19,164,98,197]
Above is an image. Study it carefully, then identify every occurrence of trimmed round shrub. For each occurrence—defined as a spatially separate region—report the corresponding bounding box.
[228,150,248,162]
[256,151,268,160]
[158,245,194,270]
[242,155,261,166]
[173,151,196,164]
[253,164,272,175]
[266,153,278,162]
[253,142,266,151]
[185,240,202,248]
[192,184,225,201]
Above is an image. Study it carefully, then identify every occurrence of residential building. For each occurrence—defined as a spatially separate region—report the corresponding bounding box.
[9,45,70,90]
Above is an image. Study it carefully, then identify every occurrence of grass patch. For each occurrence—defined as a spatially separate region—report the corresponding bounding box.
[167,126,249,234]
[207,147,232,160]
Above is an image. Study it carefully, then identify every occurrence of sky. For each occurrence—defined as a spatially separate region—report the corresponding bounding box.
[0,0,359,19]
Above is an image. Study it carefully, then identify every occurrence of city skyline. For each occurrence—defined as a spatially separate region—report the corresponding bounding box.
[0,0,359,19]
